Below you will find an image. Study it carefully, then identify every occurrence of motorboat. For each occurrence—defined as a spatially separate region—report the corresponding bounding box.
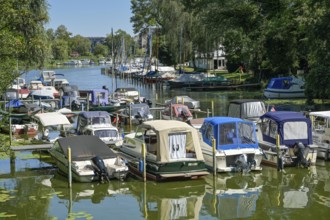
[28,88,55,100]
[0,113,38,136]
[117,103,153,125]
[257,111,318,170]
[161,104,193,122]
[164,96,200,109]
[263,76,305,99]
[49,135,129,182]
[199,117,263,173]
[2,88,29,100]
[28,80,44,90]
[33,112,72,142]
[38,70,56,85]
[308,111,330,160]
[119,120,209,181]
[76,111,112,134]
[76,111,122,147]
[227,99,267,123]
[113,87,139,98]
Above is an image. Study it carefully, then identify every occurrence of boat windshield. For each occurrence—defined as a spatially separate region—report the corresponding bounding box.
[94,129,118,138]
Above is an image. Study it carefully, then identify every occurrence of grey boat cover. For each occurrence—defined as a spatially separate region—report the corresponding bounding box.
[57,135,116,161]
[79,111,110,119]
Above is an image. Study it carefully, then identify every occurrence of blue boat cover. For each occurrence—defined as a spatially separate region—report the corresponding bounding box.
[260,111,312,146]
[201,117,258,150]
[5,99,24,108]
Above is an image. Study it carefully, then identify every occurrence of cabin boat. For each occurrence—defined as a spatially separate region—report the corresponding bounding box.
[118,103,153,125]
[49,135,129,182]
[119,120,209,181]
[33,112,72,142]
[161,104,193,122]
[28,80,44,90]
[308,111,330,160]
[263,76,305,99]
[257,111,318,170]
[76,111,122,147]
[199,117,263,173]
[28,89,55,100]
[38,70,56,85]
[59,85,81,110]
[0,114,38,136]
[227,99,267,123]
[165,96,200,109]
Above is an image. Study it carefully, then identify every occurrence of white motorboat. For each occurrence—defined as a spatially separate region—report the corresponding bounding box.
[165,96,200,109]
[76,111,122,147]
[49,135,129,182]
[199,117,263,173]
[263,76,305,99]
[308,111,330,160]
[257,111,318,170]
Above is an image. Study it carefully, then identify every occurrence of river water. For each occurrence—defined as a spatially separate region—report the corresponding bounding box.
[1,66,329,220]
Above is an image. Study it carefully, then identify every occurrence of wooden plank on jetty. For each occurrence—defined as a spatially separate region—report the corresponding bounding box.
[10,144,53,151]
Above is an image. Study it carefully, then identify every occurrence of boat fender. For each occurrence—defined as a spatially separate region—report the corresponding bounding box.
[139,159,144,173]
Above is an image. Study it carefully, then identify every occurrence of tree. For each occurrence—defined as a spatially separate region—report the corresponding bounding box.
[70,35,91,56]
[0,0,49,93]
[93,43,108,57]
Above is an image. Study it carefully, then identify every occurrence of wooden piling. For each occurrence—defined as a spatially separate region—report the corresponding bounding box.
[212,138,217,176]
[142,143,146,182]
[68,147,72,188]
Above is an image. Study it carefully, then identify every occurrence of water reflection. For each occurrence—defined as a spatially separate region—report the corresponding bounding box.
[129,180,206,220]
[203,173,263,219]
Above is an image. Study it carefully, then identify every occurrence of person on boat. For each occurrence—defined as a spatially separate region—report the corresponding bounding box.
[271,105,276,112]
[226,128,235,143]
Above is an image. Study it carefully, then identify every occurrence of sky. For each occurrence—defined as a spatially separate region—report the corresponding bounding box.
[46,0,134,37]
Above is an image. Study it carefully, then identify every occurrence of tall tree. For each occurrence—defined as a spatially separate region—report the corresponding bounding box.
[0,0,49,93]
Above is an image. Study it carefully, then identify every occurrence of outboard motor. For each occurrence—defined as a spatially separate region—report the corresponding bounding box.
[71,99,80,111]
[91,156,110,182]
[293,142,311,168]
[235,154,251,173]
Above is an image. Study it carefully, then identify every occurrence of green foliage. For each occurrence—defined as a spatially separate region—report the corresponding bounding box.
[70,35,92,56]
[0,0,49,92]
[93,43,108,57]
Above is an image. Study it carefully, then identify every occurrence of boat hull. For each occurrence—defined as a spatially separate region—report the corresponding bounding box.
[201,145,263,172]
[119,146,208,181]
[259,141,318,167]
[49,150,129,183]
[263,89,305,99]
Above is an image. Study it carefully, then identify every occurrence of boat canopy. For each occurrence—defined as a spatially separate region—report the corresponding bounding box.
[56,135,117,161]
[35,112,71,126]
[309,111,330,119]
[260,111,312,146]
[139,120,204,162]
[200,117,258,150]
[127,103,150,116]
[228,99,266,120]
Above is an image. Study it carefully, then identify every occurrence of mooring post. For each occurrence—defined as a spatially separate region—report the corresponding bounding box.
[212,138,217,176]
[129,104,132,129]
[68,147,72,188]
[211,100,214,117]
[142,143,146,182]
